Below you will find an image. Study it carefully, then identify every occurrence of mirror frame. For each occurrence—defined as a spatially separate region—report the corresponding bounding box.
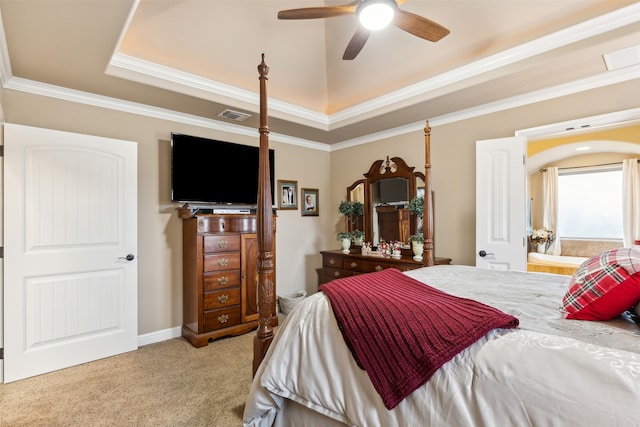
[347,156,424,245]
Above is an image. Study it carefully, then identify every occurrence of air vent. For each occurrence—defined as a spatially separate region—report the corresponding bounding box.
[217,109,252,121]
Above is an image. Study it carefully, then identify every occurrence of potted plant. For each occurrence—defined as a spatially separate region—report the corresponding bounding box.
[338,201,364,228]
[408,232,424,261]
[408,195,424,219]
[337,201,364,253]
[352,229,365,246]
[530,227,555,253]
[336,231,352,253]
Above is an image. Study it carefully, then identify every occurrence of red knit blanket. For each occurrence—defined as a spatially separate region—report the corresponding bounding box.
[319,268,519,409]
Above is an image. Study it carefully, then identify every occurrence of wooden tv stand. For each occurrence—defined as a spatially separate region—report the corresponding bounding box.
[179,210,277,347]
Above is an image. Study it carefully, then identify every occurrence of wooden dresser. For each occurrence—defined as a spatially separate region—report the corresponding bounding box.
[320,250,451,285]
[180,212,277,347]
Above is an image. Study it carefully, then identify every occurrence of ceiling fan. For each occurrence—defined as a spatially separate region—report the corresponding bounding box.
[277,0,450,60]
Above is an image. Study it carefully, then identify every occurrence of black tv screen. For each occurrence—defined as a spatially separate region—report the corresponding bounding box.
[171,133,275,206]
[379,177,409,203]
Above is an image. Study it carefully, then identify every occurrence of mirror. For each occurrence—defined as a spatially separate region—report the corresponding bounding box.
[347,156,424,245]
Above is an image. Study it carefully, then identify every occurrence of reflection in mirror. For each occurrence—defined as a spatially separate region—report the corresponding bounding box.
[346,156,422,247]
[371,177,410,244]
[414,173,425,237]
[347,179,366,236]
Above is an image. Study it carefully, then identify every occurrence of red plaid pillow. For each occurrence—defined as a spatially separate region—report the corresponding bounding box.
[562,247,640,320]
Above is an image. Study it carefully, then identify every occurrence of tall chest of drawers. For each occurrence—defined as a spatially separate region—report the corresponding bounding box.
[181,213,277,347]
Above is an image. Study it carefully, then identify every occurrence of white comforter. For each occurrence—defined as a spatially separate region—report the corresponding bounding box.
[243,266,640,427]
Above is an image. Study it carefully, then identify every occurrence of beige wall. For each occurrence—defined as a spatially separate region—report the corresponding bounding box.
[2,77,638,337]
[1,89,331,335]
[331,80,640,266]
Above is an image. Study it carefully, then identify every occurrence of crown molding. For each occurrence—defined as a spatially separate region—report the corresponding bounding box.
[2,76,330,151]
[106,53,330,130]
[106,2,640,130]
[0,3,638,152]
[329,65,640,152]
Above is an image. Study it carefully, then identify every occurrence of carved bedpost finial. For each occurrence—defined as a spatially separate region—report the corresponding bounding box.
[258,53,269,78]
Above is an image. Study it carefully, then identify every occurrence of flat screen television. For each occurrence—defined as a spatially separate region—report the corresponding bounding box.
[171,133,275,206]
[378,177,409,204]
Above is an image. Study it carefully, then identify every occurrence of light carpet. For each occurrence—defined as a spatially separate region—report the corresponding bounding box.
[0,331,259,426]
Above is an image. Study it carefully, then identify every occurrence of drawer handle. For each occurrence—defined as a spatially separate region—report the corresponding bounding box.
[218,240,228,248]
[218,258,229,267]
[334,271,341,277]
[217,294,229,304]
[350,262,357,268]
[375,265,383,271]
[217,314,229,324]
[329,258,336,265]
[217,276,228,286]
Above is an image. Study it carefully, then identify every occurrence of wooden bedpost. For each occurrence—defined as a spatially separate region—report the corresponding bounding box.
[253,54,275,376]
[423,121,435,266]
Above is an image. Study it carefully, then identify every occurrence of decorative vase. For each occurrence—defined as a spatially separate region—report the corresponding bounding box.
[412,241,424,261]
[341,238,351,254]
[354,237,363,246]
[537,243,546,253]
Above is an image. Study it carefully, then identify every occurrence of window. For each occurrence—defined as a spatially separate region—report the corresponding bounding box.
[557,166,623,239]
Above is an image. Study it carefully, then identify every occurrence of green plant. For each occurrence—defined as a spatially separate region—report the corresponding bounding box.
[337,231,352,241]
[408,232,424,244]
[338,200,364,232]
[408,195,424,219]
[352,229,365,240]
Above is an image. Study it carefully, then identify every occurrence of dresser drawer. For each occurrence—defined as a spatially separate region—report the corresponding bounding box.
[343,258,368,272]
[203,234,240,253]
[203,270,241,292]
[323,267,354,282]
[204,252,241,272]
[323,254,343,269]
[203,306,241,331]
[203,288,241,310]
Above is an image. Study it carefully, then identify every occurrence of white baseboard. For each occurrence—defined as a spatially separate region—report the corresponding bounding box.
[137,326,182,347]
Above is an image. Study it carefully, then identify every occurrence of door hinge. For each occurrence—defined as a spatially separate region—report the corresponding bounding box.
[0,348,3,360]
[0,246,3,258]
[0,146,3,157]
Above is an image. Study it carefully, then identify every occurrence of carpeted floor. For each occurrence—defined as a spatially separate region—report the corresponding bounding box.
[0,331,258,427]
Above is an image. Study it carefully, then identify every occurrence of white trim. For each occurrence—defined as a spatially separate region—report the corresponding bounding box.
[106,3,640,130]
[0,4,637,152]
[331,68,640,152]
[137,326,182,347]
[527,141,640,174]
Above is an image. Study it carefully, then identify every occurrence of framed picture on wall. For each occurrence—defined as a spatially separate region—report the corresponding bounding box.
[278,180,298,210]
[301,188,319,216]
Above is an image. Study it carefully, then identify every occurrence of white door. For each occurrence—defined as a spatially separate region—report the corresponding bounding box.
[3,123,138,383]
[476,136,527,271]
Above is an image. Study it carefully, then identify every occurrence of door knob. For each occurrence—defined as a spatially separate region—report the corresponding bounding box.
[119,254,135,261]
[478,250,494,257]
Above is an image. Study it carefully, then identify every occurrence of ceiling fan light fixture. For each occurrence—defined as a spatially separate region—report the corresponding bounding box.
[357,0,396,31]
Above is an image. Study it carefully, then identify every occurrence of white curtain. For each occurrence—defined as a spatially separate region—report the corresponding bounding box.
[542,167,561,255]
[622,159,640,247]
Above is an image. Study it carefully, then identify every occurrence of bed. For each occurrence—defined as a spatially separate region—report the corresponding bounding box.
[247,57,640,426]
[244,265,640,426]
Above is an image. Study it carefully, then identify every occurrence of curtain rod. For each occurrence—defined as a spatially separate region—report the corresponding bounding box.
[539,159,639,173]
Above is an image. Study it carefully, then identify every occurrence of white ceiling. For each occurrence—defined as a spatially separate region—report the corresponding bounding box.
[1,0,639,147]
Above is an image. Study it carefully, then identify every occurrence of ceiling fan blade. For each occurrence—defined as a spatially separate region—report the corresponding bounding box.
[343,26,370,60]
[278,1,359,20]
[393,9,450,42]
